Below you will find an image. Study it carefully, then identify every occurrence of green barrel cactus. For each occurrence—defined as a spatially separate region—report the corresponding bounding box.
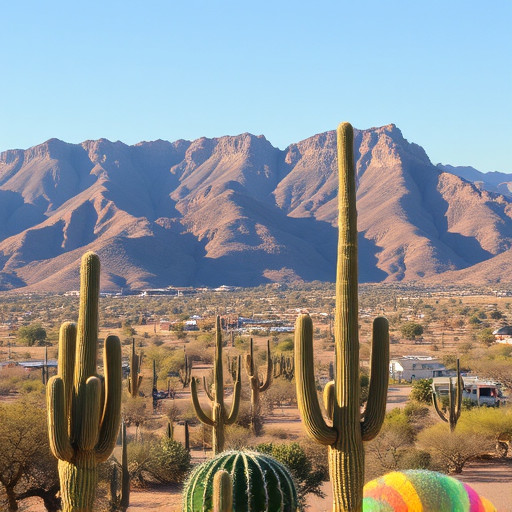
[182,450,298,512]
[294,122,390,512]
[191,316,241,454]
[432,358,463,432]
[46,252,122,512]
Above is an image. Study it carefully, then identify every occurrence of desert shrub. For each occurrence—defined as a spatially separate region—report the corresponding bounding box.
[261,378,296,413]
[147,438,190,484]
[276,339,294,352]
[225,425,253,450]
[400,322,423,340]
[127,439,154,487]
[19,378,45,395]
[417,423,493,473]
[366,409,416,477]
[404,401,430,423]
[410,379,433,404]
[17,324,47,346]
[253,442,327,505]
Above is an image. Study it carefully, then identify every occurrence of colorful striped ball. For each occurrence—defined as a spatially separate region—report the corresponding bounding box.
[363,470,496,512]
[182,450,298,512]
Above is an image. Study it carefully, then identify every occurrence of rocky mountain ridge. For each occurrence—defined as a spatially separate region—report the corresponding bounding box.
[1,125,511,291]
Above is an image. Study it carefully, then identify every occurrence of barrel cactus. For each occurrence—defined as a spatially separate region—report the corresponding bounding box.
[182,450,298,512]
[363,470,496,511]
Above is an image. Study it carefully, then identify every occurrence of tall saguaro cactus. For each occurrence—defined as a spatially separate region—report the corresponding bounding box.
[127,338,142,398]
[295,122,390,512]
[179,353,192,388]
[245,338,272,434]
[432,359,463,432]
[191,316,242,454]
[47,252,122,512]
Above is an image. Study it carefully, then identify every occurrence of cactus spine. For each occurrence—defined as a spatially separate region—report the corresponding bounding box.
[245,338,272,434]
[432,359,463,432]
[190,316,241,454]
[213,470,233,512]
[294,122,389,512]
[127,338,142,397]
[47,252,122,512]
[179,353,192,388]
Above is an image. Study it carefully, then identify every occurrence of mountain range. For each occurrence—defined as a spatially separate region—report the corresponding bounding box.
[1,124,511,292]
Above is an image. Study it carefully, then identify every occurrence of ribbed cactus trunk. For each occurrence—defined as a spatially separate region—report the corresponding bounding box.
[47,252,122,512]
[330,121,364,510]
[295,123,389,512]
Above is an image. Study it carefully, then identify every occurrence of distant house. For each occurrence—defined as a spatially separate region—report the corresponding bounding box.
[493,326,512,344]
[184,320,199,331]
[390,356,450,382]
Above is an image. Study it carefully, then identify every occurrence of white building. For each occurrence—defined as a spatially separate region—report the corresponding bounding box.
[390,356,449,382]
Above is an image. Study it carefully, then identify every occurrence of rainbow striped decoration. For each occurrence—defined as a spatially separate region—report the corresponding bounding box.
[363,470,496,512]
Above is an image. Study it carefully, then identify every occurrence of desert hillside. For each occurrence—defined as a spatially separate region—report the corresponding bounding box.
[1,125,511,291]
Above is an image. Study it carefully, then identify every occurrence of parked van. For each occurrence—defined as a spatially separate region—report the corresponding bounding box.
[432,376,503,407]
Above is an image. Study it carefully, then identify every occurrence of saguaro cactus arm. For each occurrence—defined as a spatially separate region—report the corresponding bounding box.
[96,335,122,461]
[361,316,390,441]
[191,377,215,426]
[295,313,337,445]
[203,376,215,402]
[47,376,74,462]
[432,389,449,423]
[225,355,241,426]
[259,340,272,392]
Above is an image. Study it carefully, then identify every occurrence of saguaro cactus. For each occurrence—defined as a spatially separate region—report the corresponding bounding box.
[191,316,242,454]
[245,338,272,434]
[47,252,122,512]
[295,122,389,512]
[432,359,463,432]
[179,353,192,388]
[127,338,142,398]
[42,345,50,385]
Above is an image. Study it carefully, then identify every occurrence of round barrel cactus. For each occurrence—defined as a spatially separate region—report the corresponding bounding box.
[363,470,496,512]
[182,450,298,512]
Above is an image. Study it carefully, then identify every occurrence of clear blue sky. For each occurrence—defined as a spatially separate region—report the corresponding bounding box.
[1,1,510,172]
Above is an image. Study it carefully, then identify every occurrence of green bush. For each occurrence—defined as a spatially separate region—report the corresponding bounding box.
[400,322,423,340]
[253,442,327,505]
[17,324,47,346]
[148,438,190,484]
[410,379,433,403]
